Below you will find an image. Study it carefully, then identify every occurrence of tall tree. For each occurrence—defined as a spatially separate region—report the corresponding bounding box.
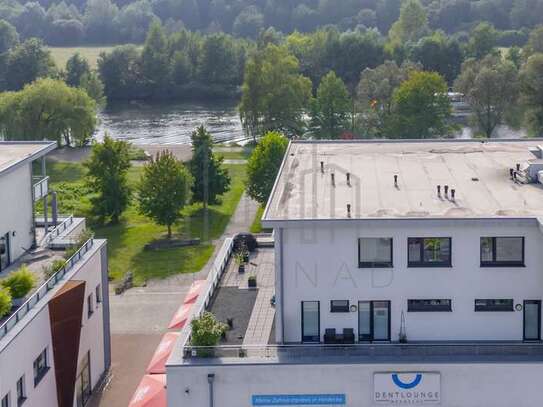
[524,25,543,57]
[468,22,498,59]
[455,55,519,137]
[138,151,193,238]
[85,135,131,223]
[239,45,312,139]
[246,131,288,205]
[189,125,231,207]
[309,71,351,138]
[65,52,90,87]
[141,20,170,91]
[0,19,18,54]
[388,0,428,45]
[391,70,451,138]
[519,53,543,135]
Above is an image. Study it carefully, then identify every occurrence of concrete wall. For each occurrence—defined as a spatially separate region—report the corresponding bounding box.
[0,163,33,263]
[275,219,543,343]
[167,362,543,407]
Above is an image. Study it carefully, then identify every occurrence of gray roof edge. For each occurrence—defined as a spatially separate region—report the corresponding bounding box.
[289,138,543,145]
[262,139,293,222]
[0,141,57,177]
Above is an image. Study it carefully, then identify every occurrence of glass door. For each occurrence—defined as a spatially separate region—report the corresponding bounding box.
[301,301,320,342]
[358,301,391,342]
[0,233,10,272]
[358,301,371,341]
[524,300,541,341]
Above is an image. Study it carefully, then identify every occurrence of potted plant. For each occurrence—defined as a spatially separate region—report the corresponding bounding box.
[234,251,246,273]
[190,312,228,357]
[1,265,37,307]
[248,275,257,288]
[0,287,12,318]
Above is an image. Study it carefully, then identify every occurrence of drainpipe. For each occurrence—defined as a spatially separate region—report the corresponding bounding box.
[207,373,215,407]
[279,228,285,344]
[41,157,48,234]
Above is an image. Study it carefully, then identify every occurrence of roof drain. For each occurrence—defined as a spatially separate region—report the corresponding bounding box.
[346,172,351,186]
[320,161,324,173]
[394,175,398,188]
[451,189,456,201]
[347,204,351,218]
[331,173,335,186]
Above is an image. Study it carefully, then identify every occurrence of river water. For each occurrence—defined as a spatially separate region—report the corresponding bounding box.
[95,101,526,145]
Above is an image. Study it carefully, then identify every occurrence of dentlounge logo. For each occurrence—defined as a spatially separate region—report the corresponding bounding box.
[374,372,440,404]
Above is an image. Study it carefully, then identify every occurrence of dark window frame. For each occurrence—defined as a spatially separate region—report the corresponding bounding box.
[33,349,49,387]
[330,300,350,313]
[408,237,452,267]
[87,293,94,318]
[1,393,9,407]
[408,299,452,312]
[524,300,541,341]
[95,284,102,305]
[301,301,320,343]
[16,376,25,407]
[474,299,514,312]
[358,238,393,268]
[480,237,525,267]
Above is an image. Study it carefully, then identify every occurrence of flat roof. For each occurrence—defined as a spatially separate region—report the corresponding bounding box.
[263,139,543,222]
[0,141,56,175]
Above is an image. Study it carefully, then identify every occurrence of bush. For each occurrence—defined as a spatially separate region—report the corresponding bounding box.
[42,259,67,280]
[1,265,37,299]
[0,287,12,318]
[191,312,227,353]
[64,229,93,259]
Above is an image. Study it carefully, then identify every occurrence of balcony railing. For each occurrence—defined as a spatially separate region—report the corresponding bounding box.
[181,342,543,363]
[43,215,74,245]
[0,238,94,341]
[32,176,49,202]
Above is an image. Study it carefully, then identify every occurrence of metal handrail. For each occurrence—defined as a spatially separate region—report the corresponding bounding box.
[43,215,74,244]
[0,238,94,340]
[32,176,49,202]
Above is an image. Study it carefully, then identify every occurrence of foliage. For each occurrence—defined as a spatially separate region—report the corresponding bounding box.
[65,52,90,87]
[42,259,66,280]
[388,0,428,46]
[85,135,132,223]
[519,53,543,135]
[468,22,498,59]
[0,78,97,146]
[137,150,193,238]
[524,25,543,57]
[309,71,351,138]
[0,19,18,54]
[246,131,288,205]
[63,229,94,259]
[455,55,519,137]
[0,287,12,318]
[1,265,36,299]
[391,71,451,138]
[189,126,231,207]
[190,311,227,349]
[79,71,106,106]
[239,44,312,139]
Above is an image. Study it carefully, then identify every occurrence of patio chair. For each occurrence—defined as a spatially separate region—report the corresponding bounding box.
[324,328,337,344]
[343,328,355,344]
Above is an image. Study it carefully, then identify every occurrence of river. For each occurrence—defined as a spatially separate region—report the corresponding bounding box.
[95,101,526,145]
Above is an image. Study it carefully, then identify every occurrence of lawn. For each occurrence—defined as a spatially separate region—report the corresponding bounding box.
[48,45,141,69]
[44,160,246,285]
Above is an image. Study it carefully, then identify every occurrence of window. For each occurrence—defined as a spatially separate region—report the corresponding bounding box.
[87,293,94,318]
[95,284,102,305]
[481,237,524,267]
[301,301,320,342]
[475,299,514,312]
[330,300,349,313]
[2,393,9,407]
[408,299,452,312]
[408,237,451,267]
[16,376,25,406]
[33,349,48,386]
[358,238,393,267]
[75,352,91,407]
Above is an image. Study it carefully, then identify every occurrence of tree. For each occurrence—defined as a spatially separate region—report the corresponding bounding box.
[388,0,428,45]
[455,55,519,137]
[116,0,158,43]
[97,45,142,99]
[137,151,193,238]
[391,71,451,138]
[189,125,230,207]
[468,22,498,59]
[239,45,312,139]
[80,71,106,107]
[190,311,227,349]
[0,78,97,145]
[233,6,264,38]
[83,0,119,43]
[85,135,131,223]
[520,53,543,135]
[15,2,47,39]
[310,71,351,138]
[3,38,55,91]
[140,20,170,90]
[0,19,18,54]
[524,25,543,57]
[246,131,288,205]
[0,287,11,318]
[65,52,90,87]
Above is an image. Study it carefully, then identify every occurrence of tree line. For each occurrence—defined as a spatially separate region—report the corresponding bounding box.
[1,0,543,46]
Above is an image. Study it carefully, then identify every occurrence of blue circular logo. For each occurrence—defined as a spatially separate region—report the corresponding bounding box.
[391,374,422,389]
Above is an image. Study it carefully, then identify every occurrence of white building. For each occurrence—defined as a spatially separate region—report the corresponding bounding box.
[167,139,543,407]
[0,142,110,407]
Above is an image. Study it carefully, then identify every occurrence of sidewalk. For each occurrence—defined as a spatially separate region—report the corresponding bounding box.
[88,192,259,407]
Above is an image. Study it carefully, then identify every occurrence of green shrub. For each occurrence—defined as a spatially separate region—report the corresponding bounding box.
[1,265,36,299]
[0,287,12,318]
[191,312,227,354]
[64,229,93,259]
[42,259,67,280]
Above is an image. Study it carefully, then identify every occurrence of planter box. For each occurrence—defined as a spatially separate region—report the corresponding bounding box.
[248,277,257,288]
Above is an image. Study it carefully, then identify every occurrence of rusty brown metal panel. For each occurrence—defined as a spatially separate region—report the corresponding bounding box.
[48,280,86,407]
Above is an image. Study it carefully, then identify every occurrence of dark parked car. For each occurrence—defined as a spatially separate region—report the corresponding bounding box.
[233,233,257,252]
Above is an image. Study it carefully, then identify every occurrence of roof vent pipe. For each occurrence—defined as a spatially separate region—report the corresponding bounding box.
[346,172,351,186]
[451,189,456,201]
[510,168,514,179]
[320,161,324,173]
[444,185,449,196]
[437,185,441,196]
[347,204,351,217]
[516,163,521,171]
[394,175,398,188]
[331,173,335,186]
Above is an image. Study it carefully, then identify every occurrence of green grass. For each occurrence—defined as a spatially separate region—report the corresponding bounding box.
[45,159,246,285]
[250,205,264,233]
[215,151,248,160]
[48,45,141,70]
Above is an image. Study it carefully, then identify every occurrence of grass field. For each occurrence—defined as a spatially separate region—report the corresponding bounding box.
[48,45,141,69]
[45,160,246,285]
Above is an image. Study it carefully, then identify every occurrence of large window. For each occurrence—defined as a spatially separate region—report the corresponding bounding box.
[76,352,91,407]
[480,237,524,267]
[33,349,48,386]
[358,238,393,268]
[408,299,452,312]
[301,301,320,342]
[87,293,94,318]
[330,300,349,313]
[16,376,25,406]
[2,393,9,407]
[408,237,451,267]
[475,299,514,312]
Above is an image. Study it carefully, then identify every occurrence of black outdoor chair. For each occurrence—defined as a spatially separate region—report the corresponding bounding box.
[324,328,337,344]
[343,328,355,344]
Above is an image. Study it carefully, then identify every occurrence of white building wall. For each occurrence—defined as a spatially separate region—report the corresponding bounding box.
[0,163,33,263]
[167,362,543,407]
[277,219,543,343]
